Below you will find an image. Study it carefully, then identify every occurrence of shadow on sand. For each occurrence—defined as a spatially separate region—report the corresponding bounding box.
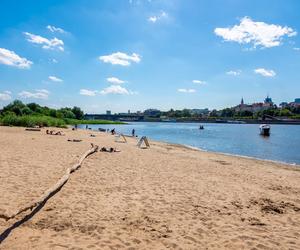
[0,186,62,245]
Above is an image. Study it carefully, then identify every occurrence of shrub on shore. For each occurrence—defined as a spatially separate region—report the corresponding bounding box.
[0,114,67,128]
[0,100,125,127]
[0,114,125,128]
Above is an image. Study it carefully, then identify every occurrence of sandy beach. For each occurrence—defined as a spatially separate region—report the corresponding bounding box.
[0,126,299,250]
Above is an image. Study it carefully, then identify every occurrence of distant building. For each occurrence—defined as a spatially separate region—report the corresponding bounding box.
[289,99,300,108]
[106,110,111,115]
[234,96,274,113]
[279,102,288,108]
[128,110,130,114]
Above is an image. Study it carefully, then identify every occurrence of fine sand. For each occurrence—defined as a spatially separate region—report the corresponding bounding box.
[0,126,299,250]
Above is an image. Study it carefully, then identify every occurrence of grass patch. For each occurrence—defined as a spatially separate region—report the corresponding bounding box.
[64,118,126,125]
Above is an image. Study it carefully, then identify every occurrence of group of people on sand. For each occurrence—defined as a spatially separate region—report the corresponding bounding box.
[46,130,64,136]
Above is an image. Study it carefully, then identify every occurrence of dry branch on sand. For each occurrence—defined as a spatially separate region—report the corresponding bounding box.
[0,144,98,221]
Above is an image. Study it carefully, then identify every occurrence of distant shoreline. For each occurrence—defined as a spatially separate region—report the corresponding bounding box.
[84,119,300,125]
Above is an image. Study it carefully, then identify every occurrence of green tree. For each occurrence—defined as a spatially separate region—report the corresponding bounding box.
[72,106,84,120]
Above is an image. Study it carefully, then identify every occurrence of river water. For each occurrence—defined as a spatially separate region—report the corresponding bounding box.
[79,122,300,165]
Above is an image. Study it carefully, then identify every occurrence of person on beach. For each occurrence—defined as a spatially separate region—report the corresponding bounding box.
[132,129,135,137]
[111,128,116,135]
[100,147,120,153]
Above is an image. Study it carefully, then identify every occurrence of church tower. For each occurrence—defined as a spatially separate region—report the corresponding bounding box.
[241,97,244,105]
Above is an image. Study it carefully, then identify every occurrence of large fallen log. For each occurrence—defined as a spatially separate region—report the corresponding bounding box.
[0,144,98,221]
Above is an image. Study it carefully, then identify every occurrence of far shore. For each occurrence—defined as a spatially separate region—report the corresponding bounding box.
[0,126,299,249]
[83,118,300,125]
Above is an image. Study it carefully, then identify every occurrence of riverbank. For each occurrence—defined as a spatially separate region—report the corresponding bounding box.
[0,126,299,249]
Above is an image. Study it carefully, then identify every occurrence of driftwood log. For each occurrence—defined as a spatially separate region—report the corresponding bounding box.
[0,144,98,221]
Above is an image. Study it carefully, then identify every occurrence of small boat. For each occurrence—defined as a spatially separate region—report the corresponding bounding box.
[259,124,270,136]
[199,125,204,130]
[98,128,107,132]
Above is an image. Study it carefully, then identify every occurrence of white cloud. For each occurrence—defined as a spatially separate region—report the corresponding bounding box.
[294,47,300,51]
[148,11,167,23]
[107,77,125,84]
[49,75,63,82]
[214,17,297,48]
[79,89,98,96]
[52,58,58,63]
[99,52,141,66]
[24,32,64,51]
[254,68,276,77]
[100,85,132,95]
[46,25,65,33]
[177,88,196,93]
[226,70,241,76]
[0,91,12,101]
[192,80,206,85]
[19,89,50,99]
[0,48,33,69]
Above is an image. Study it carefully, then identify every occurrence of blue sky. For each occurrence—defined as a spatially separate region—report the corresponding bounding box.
[0,0,299,113]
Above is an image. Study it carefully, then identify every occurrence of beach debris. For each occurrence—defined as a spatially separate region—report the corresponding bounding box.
[25,128,41,131]
[114,134,127,143]
[137,136,150,148]
[90,134,96,137]
[0,144,98,221]
[67,139,82,142]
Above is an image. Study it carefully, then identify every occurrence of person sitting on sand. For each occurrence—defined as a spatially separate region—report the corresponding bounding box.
[55,131,64,136]
[111,128,116,135]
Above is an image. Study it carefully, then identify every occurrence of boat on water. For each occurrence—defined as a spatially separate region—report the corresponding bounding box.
[259,124,271,136]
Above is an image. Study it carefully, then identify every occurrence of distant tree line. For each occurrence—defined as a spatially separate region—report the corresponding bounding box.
[143,106,300,119]
[213,106,300,118]
[0,100,84,120]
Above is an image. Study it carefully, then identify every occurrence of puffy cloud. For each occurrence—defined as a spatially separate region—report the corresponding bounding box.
[0,91,12,101]
[226,70,241,76]
[79,89,98,96]
[148,11,167,23]
[99,52,141,66]
[254,68,276,77]
[24,32,64,51]
[46,25,65,33]
[19,89,49,99]
[0,48,32,69]
[100,85,132,95]
[192,80,206,85]
[294,47,300,51]
[214,17,296,48]
[49,76,63,82]
[177,88,196,93]
[107,77,125,84]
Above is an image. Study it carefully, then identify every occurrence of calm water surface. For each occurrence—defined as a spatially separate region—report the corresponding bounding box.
[79,122,300,165]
